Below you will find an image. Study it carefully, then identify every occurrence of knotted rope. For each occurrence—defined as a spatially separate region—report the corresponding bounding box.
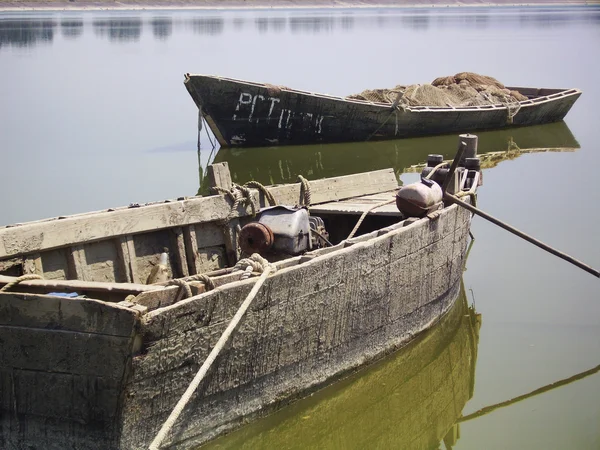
[212,183,256,222]
[297,175,311,207]
[213,181,277,223]
[148,253,275,450]
[165,279,193,301]
[187,274,216,291]
[165,274,216,302]
[233,253,273,274]
[0,274,43,293]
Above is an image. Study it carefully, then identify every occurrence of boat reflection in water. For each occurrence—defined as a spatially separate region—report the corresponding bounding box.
[198,120,579,195]
[201,282,481,450]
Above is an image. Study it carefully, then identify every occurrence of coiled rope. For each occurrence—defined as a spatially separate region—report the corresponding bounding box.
[148,254,276,450]
[0,274,43,292]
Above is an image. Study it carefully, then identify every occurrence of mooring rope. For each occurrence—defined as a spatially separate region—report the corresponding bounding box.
[148,254,275,450]
[502,95,522,124]
[187,274,216,291]
[347,198,397,240]
[165,279,193,301]
[365,107,397,142]
[164,274,216,302]
[245,180,277,207]
[424,161,449,180]
[0,274,43,292]
[212,184,256,222]
[198,108,216,150]
[297,175,311,207]
[233,253,272,273]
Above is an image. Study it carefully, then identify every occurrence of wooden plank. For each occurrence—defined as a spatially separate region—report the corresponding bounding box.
[0,292,138,336]
[310,191,401,216]
[207,162,233,191]
[0,325,133,379]
[173,227,190,278]
[0,169,398,258]
[135,284,205,310]
[283,168,398,206]
[125,236,139,283]
[310,203,400,216]
[23,253,42,275]
[67,245,88,281]
[117,235,138,283]
[183,225,200,275]
[222,219,240,265]
[1,368,121,422]
[134,271,245,311]
[0,274,161,294]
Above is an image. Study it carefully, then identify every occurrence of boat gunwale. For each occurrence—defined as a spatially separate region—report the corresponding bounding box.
[184,73,582,113]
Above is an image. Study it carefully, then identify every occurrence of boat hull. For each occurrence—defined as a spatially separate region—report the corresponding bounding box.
[122,202,473,448]
[0,177,474,449]
[185,74,581,148]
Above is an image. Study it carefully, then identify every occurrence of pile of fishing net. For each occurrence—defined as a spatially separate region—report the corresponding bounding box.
[346,72,528,108]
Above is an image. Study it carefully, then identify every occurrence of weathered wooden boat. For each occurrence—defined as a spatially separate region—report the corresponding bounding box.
[184,73,581,148]
[0,149,481,449]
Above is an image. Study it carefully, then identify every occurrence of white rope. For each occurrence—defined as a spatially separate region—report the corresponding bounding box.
[347,198,397,240]
[424,161,449,180]
[0,274,43,292]
[148,255,275,450]
[233,253,271,273]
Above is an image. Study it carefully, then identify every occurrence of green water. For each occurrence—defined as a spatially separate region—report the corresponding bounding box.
[201,121,580,193]
[1,6,599,449]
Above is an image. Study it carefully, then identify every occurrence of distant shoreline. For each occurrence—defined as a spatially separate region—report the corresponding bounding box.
[0,0,598,13]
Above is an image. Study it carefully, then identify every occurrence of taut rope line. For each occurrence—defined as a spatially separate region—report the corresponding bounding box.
[148,254,275,450]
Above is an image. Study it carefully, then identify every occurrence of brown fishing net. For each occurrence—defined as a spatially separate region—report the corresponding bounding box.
[347,72,528,108]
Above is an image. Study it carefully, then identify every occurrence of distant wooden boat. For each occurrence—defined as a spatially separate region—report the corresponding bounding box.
[0,153,480,449]
[184,74,581,148]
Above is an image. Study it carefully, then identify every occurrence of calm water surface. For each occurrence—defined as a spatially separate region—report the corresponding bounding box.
[1,6,599,449]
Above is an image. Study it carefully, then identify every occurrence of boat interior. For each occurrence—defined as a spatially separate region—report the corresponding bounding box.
[0,169,407,310]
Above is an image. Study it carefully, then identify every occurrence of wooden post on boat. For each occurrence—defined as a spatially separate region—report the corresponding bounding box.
[207,163,240,265]
[207,162,233,192]
[459,133,478,166]
[441,139,467,194]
